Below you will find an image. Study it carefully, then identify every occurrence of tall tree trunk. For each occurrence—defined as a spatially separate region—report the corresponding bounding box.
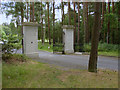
[30,2,32,22]
[68,1,71,25]
[104,2,106,13]
[102,2,105,42]
[62,1,64,25]
[41,2,44,45]
[21,2,24,54]
[32,2,34,22]
[107,2,110,44]
[111,1,114,44]
[88,2,101,73]
[112,1,114,13]
[61,0,64,47]
[47,2,51,45]
[118,2,120,44]
[74,2,76,44]
[86,3,89,43]
[77,2,80,44]
[27,2,29,22]
[16,16,19,36]
[104,2,106,42]
[101,2,104,27]
[53,1,55,45]
[83,2,89,43]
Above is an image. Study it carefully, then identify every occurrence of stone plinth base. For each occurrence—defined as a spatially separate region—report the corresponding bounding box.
[65,50,74,54]
[25,52,39,58]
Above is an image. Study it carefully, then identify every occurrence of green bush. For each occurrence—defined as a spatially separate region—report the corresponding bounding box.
[84,43,91,52]
[1,25,22,54]
[1,34,21,54]
[98,43,118,52]
[2,54,28,63]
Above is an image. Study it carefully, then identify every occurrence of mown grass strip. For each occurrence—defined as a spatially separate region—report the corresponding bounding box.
[2,58,118,88]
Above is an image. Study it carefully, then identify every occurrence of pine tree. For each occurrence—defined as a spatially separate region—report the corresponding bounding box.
[53,1,55,45]
[83,2,89,43]
[27,2,29,22]
[47,2,51,45]
[77,2,80,44]
[30,2,32,22]
[74,2,76,44]
[32,2,34,22]
[107,2,110,44]
[61,0,64,25]
[88,2,101,72]
[68,1,71,25]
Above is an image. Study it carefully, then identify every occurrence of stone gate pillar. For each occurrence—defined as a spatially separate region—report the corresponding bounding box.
[23,22,40,57]
[63,25,74,54]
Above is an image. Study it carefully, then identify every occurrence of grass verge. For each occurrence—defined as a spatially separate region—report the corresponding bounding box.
[83,51,118,57]
[38,42,118,57]
[98,51,118,57]
[2,54,118,88]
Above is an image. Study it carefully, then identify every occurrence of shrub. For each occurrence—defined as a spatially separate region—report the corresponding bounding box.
[1,34,22,54]
[1,25,22,54]
[2,54,28,63]
[98,43,118,52]
[84,43,91,52]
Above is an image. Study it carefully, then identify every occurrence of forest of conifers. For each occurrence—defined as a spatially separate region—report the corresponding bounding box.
[1,2,119,45]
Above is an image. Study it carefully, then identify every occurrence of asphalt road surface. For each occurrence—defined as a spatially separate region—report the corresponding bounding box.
[37,51,118,71]
[16,49,118,71]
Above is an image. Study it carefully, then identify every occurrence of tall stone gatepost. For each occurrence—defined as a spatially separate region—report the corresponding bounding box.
[23,22,40,57]
[62,25,74,54]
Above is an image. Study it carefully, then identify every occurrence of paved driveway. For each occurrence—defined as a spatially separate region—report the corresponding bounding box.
[16,49,118,71]
[36,51,118,71]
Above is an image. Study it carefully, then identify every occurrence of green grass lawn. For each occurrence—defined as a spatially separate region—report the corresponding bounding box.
[38,42,53,52]
[98,51,118,57]
[2,57,118,88]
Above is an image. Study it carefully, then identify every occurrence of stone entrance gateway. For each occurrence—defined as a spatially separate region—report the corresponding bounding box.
[23,22,40,57]
[62,25,74,54]
[23,22,74,56]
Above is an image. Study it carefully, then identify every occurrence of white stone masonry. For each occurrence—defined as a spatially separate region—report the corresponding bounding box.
[23,22,40,57]
[63,25,74,54]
